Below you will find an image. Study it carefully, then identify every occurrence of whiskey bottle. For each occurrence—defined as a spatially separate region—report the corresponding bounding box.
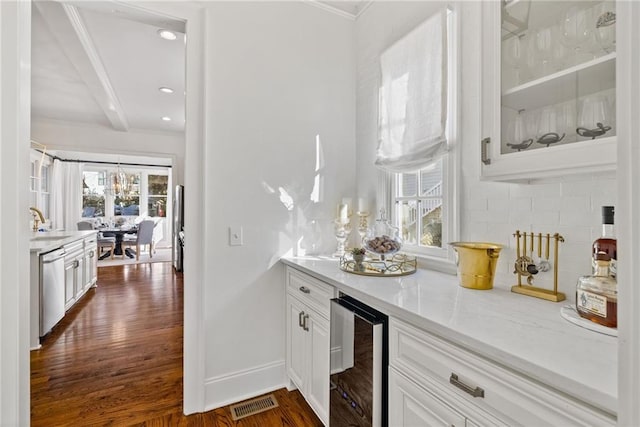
[593,206,616,278]
[576,254,617,328]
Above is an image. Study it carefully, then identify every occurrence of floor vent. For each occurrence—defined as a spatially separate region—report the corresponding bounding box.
[230,393,279,421]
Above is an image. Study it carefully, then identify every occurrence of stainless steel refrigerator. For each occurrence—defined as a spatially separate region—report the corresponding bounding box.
[173,184,184,271]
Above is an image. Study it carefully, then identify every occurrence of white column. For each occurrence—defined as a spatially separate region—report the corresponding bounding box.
[0,1,32,424]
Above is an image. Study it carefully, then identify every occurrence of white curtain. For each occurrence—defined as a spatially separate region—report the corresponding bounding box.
[51,159,84,231]
[375,9,448,173]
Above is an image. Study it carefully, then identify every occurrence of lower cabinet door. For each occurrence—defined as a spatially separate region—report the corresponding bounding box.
[286,295,307,391]
[307,313,330,426]
[389,367,466,427]
[64,261,76,309]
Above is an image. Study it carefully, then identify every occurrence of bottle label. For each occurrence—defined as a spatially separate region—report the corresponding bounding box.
[577,289,607,318]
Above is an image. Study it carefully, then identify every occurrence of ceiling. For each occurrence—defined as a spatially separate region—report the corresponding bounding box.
[30,1,367,164]
[31,1,186,135]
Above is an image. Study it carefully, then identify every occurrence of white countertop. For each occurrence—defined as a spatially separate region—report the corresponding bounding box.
[281,256,617,416]
[30,230,97,255]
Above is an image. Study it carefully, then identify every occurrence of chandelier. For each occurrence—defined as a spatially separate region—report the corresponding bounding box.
[111,163,132,198]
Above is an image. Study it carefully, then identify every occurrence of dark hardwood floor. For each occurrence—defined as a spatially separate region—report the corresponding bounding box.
[31,262,321,426]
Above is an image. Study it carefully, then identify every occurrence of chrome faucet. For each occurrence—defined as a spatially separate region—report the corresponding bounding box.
[30,207,45,231]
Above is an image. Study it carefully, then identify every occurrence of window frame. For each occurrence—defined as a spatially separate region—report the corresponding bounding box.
[29,151,52,220]
[82,164,171,219]
[387,5,460,273]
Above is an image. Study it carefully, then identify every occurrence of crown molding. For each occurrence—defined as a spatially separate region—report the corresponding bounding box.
[303,0,373,20]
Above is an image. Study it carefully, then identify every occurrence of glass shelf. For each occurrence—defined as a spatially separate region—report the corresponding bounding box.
[502,52,615,111]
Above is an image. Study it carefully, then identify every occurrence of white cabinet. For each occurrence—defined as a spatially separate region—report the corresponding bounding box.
[83,236,98,292]
[65,236,98,310]
[285,267,334,426]
[388,317,616,426]
[480,1,617,181]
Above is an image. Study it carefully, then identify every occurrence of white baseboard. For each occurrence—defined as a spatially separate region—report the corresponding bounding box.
[204,359,287,411]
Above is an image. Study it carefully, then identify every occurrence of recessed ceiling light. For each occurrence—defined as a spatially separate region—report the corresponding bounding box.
[157,29,177,41]
[159,87,174,94]
[161,116,172,122]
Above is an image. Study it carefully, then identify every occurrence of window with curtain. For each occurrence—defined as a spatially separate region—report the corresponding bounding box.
[377,7,458,264]
[147,175,168,217]
[82,171,106,217]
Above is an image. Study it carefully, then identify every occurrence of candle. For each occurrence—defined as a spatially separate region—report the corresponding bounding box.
[358,197,368,213]
[338,203,349,221]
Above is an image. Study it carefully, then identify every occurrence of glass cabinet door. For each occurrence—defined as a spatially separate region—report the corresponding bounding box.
[481,0,617,181]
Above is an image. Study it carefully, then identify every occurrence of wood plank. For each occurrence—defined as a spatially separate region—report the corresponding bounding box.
[31,263,322,426]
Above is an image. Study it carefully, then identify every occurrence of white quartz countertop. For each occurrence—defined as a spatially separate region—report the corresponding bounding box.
[30,230,97,255]
[281,256,617,416]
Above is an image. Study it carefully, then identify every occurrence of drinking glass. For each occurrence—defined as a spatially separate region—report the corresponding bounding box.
[550,25,569,72]
[556,102,577,143]
[537,106,564,147]
[531,27,554,78]
[577,95,612,140]
[560,6,595,65]
[503,34,526,86]
[593,1,616,54]
[506,110,535,151]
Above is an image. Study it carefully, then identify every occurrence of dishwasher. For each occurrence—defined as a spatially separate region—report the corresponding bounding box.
[40,248,66,337]
[330,293,388,427]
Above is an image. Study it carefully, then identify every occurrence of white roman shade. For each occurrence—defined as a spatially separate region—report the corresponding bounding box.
[375,10,448,173]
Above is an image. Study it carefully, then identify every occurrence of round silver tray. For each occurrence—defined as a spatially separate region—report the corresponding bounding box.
[340,254,417,277]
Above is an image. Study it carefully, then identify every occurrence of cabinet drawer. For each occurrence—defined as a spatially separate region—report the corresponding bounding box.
[286,267,334,318]
[389,318,615,426]
[389,367,467,427]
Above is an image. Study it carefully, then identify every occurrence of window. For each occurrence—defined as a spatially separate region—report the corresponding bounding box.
[30,154,52,219]
[82,171,106,217]
[380,7,458,267]
[113,172,140,216]
[147,175,168,217]
[395,160,443,248]
[40,164,50,218]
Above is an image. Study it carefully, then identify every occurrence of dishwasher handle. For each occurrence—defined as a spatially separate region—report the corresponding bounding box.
[41,249,66,263]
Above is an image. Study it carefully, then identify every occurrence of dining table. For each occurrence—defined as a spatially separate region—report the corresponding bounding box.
[98,226,138,259]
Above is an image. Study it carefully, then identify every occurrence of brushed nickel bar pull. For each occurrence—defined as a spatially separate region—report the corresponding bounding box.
[449,373,485,398]
[481,137,491,165]
[298,311,304,328]
[302,314,309,331]
[299,286,310,294]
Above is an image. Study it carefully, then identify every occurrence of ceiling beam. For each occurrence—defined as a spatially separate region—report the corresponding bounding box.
[34,1,130,132]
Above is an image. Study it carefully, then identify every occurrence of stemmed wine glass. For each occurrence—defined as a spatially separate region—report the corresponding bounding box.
[503,34,526,87]
[529,26,554,79]
[560,6,595,66]
[593,1,616,54]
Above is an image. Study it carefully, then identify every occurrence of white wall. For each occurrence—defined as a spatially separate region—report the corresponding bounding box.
[355,2,616,299]
[202,2,355,408]
[31,118,185,185]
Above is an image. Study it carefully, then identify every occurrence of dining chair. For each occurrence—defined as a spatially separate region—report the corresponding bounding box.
[123,220,155,261]
[78,221,116,259]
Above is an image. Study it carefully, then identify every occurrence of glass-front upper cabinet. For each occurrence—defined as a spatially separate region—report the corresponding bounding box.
[481,0,616,181]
